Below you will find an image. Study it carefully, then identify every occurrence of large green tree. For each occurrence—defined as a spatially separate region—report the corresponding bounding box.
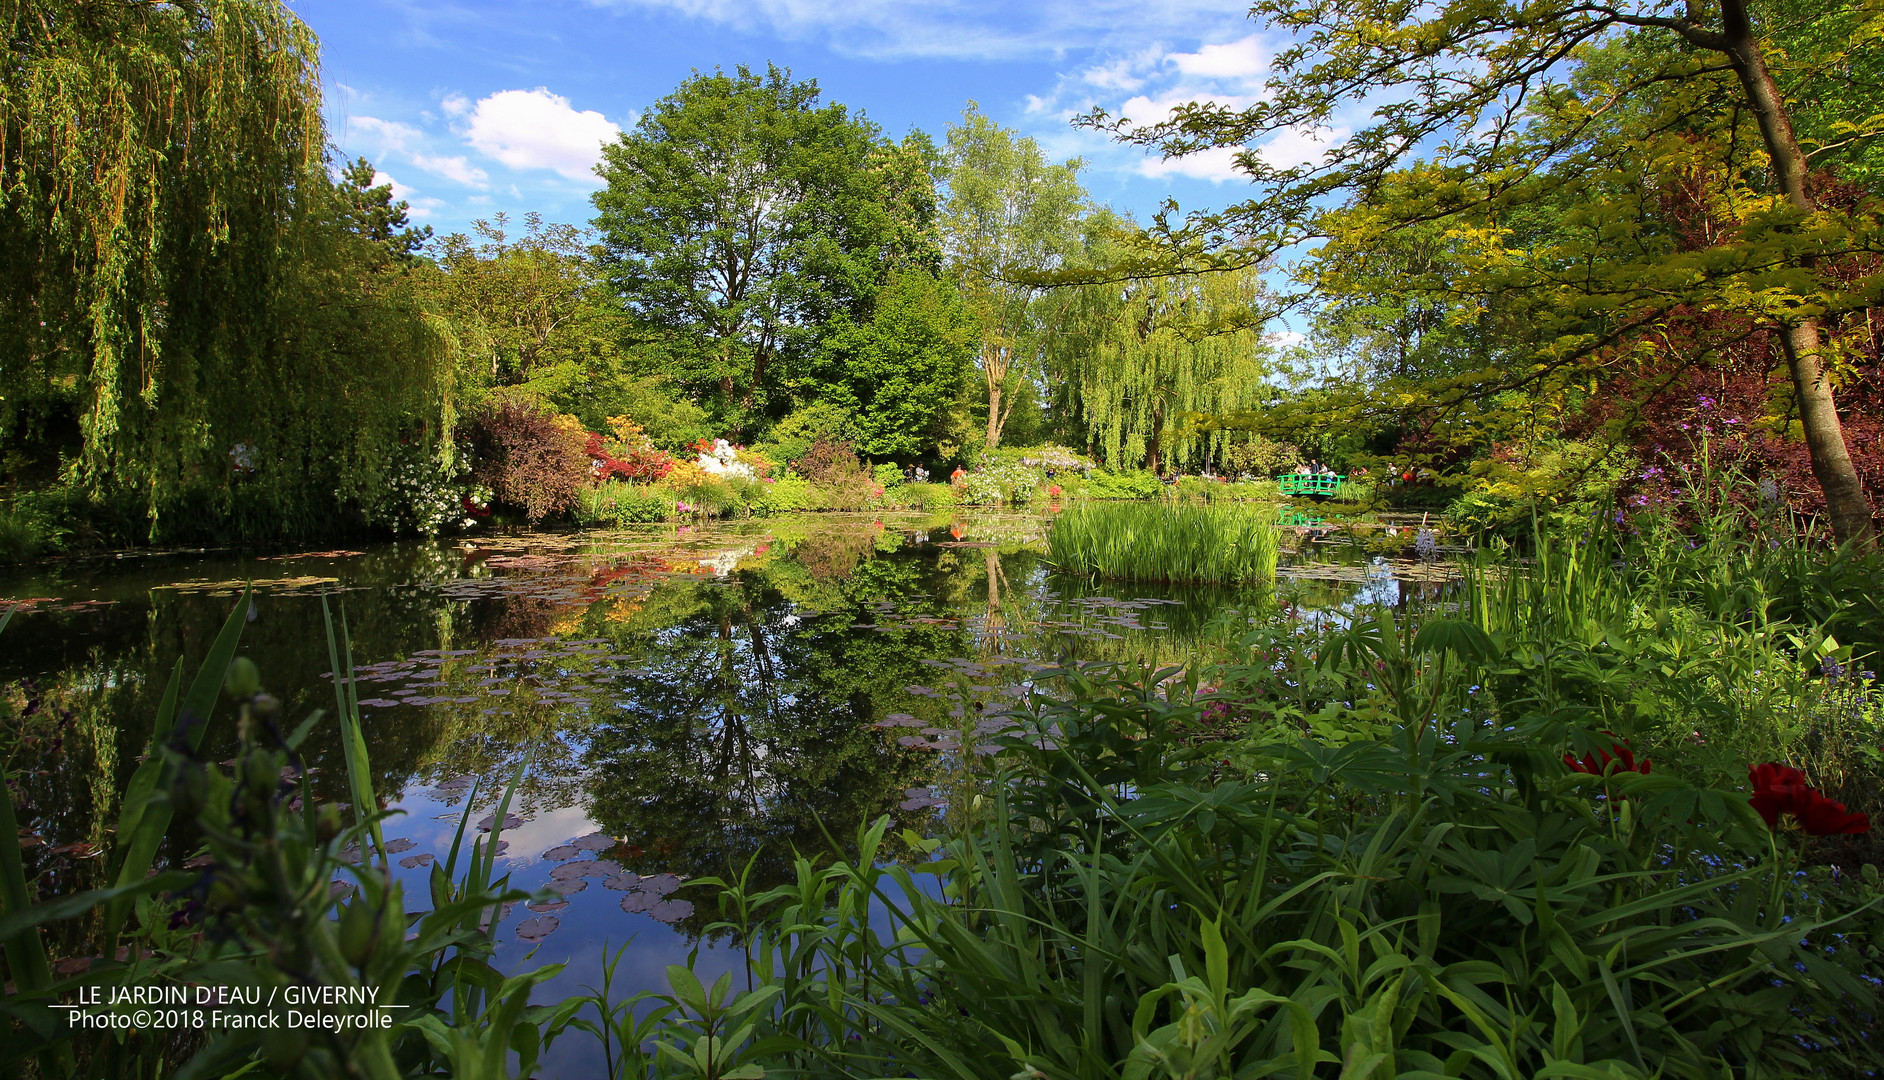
[1090,0,1884,539]
[592,65,940,437]
[938,106,1090,450]
[806,269,977,459]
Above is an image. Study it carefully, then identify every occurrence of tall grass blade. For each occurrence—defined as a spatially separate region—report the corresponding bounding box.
[104,587,250,944]
[322,595,386,863]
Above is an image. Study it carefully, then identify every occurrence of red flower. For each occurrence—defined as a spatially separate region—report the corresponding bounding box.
[1748,763,1870,835]
[1563,738,1650,776]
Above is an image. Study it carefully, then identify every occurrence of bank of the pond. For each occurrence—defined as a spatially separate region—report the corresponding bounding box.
[4,510,1462,1073]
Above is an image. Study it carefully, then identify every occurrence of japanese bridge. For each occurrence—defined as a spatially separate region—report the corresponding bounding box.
[1276,473,1345,499]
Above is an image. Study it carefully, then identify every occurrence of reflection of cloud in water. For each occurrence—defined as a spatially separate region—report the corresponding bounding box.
[491,803,600,871]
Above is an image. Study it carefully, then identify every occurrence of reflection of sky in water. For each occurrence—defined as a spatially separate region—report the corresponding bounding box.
[0,513,1463,1078]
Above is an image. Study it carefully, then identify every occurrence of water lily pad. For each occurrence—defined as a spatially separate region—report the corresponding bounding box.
[541,845,580,861]
[478,813,524,832]
[637,873,681,897]
[383,838,416,854]
[582,859,621,878]
[647,899,694,923]
[571,833,615,851]
[603,873,641,891]
[399,854,434,869]
[516,915,560,941]
[526,900,569,914]
[545,877,588,897]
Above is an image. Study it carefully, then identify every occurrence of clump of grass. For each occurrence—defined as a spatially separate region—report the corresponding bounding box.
[1047,500,1279,584]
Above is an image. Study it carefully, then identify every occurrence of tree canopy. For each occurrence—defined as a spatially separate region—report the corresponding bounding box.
[938,106,1090,450]
[1087,0,1884,538]
[0,0,457,539]
[592,65,943,438]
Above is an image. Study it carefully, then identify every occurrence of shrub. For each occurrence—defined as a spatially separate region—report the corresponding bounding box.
[464,397,592,523]
[961,460,1042,505]
[1084,468,1163,500]
[366,441,470,536]
[0,496,64,561]
[586,415,673,483]
[763,402,859,467]
[1218,432,1304,477]
[873,462,905,489]
[578,481,671,525]
[889,481,955,510]
[753,471,812,514]
[663,459,738,517]
[1048,500,1280,584]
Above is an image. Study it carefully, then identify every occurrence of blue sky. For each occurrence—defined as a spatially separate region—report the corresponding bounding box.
[300,0,1333,243]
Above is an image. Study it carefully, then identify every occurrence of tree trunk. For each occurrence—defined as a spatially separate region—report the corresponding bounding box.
[982,339,1009,450]
[1718,0,1874,541]
[1146,396,1165,475]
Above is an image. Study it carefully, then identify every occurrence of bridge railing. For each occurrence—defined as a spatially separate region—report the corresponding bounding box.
[1276,473,1345,497]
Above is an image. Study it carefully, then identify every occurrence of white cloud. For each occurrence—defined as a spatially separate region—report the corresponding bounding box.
[348,115,423,153]
[411,152,491,188]
[441,93,473,119]
[1264,329,1307,348]
[1169,35,1267,80]
[369,169,421,204]
[366,169,443,218]
[1252,123,1344,171]
[461,88,622,183]
[1136,145,1247,183]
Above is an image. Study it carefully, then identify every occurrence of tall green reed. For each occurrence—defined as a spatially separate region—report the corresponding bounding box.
[1048,500,1280,585]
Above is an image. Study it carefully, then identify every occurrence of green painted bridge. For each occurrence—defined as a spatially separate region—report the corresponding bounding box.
[1276,473,1345,498]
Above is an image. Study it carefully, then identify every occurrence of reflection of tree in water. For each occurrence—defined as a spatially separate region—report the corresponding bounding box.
[581,558,958,936]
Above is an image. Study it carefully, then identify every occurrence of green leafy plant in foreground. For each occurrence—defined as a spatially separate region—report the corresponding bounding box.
[0,599,586,1080]
[691,658,1884,1079]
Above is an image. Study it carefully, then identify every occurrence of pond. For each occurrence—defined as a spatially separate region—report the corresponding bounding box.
[0,509,1458,1074]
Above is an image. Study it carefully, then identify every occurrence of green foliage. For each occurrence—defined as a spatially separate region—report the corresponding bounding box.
[0,498,62,563]
[1053,223,1277,473]
[0,601,588,1079]
[333,157,432,264]
[804,269,977,459]
[578,481,673,525]
[759,402,861,470]
[593,64,941,436]
[1449,439,1636,539]
[688,656,1881,1077]
[0,1,462,541]
[1049,501,1280,584]
[940,105,1090,449]
[1079,469,1164,500]
[752,472,812,515]
[424,214,627,410]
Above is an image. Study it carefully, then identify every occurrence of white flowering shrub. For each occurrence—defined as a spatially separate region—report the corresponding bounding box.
[696,438,756,481]
[369,443,479,536]
[961,460,1044,505]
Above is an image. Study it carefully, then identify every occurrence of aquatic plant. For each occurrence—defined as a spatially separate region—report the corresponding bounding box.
[1048,500,1279,584]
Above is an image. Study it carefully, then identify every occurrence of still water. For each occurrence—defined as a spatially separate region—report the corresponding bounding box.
[0,510,1453,1073]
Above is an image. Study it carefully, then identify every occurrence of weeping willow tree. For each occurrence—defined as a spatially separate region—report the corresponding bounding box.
[0,0,457,539]
[1052,228,1275,473]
